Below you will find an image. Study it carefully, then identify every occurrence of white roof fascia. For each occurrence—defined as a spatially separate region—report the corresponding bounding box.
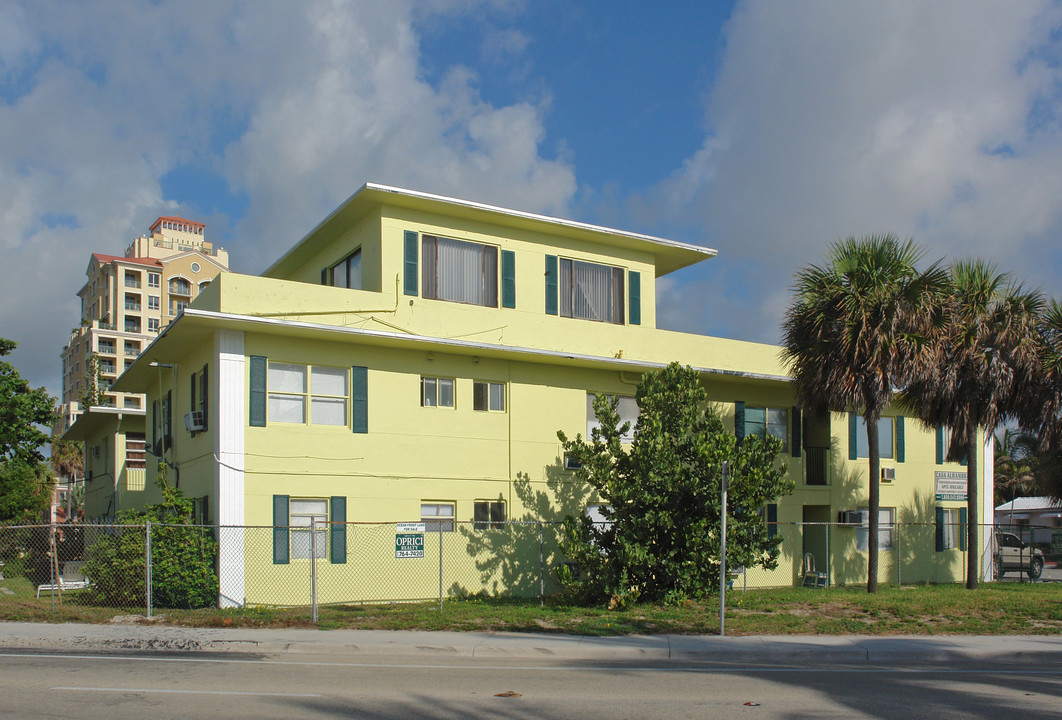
[177,308,791,384]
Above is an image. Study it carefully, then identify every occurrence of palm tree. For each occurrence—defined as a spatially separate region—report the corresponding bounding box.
[782,235,946,593]
[903,261,1043,589]
[49,435,84,521]
[993,429,1038,508]
[1023,299,1062,501]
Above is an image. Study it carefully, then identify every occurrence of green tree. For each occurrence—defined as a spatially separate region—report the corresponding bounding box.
[557,363,793,607]
[993,429,1038,507]
[1021,299,1062,501]
[83,464,218,608]
[903,261,1043,589]
[0,338,57,523]
[79,353,103,408]
[781,235,946,593]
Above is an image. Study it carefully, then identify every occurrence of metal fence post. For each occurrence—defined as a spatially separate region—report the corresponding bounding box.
[311,519,318,623]
[438,523,443,611]
[538,523,545,607]
[825,522,831,588]
[896,524,902,586]
[145,521,152,618]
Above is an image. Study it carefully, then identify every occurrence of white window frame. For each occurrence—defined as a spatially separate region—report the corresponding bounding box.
[940,507,960,550]
[421,502,455,532]
[148,318,160,333]
[856,417,895,459]
[856,507,895,551]
[147,273,160,288]
[473,381,505,412]
[559,258,625,324]
[744,406,789,451]
[148,296,160,310]
[290,498,328,559]
[421,377,455,408]
[586,393,639,443]
[267,363,349,426]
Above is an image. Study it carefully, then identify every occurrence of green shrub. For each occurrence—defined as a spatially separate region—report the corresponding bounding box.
[83,465,218,609]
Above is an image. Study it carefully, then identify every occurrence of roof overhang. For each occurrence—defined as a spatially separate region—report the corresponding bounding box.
[264,182,716,280]
[62,406,145,442]
[114,308,791,392]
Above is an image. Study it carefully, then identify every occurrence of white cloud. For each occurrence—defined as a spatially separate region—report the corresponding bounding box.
[652,0,1062,343]
[0,0,574,394]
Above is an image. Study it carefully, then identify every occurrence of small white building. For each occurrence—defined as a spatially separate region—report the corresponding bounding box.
[995,496,1062,545]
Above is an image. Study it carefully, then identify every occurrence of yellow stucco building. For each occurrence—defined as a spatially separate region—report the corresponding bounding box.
[70,183,989,605]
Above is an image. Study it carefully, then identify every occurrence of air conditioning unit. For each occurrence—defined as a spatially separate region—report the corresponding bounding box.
[184,411,204,432]
[881,467,896,483]
[839,510,862,526]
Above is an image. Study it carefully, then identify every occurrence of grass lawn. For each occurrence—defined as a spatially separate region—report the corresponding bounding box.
[2,581,1060,635]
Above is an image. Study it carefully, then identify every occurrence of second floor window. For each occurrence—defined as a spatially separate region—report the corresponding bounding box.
[560,258,624,324]
[169,277,191,295]
[744,407,789,451]
[148,273,160,288]
[422,235,498,307]
[268,363,348,425]
[330,249,362,290]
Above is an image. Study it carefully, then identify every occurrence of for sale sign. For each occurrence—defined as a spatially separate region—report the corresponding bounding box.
[395,532,424,558]
[935,471,968,502]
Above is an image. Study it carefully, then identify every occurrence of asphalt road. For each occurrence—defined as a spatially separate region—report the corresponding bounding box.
[2,649,1061,720]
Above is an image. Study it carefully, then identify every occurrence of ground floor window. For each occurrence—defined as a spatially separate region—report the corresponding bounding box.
[856,507,895,551]
[290,498,328,559]
[474,500,506,529]
[421,502,455,532]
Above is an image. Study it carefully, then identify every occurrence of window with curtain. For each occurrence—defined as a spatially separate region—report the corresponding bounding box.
[559,258,624,324]
[290,498,328,559]
[586,393,639,443]
[267,363,348,425]
[856,507,895,550]
[422,235,498,307]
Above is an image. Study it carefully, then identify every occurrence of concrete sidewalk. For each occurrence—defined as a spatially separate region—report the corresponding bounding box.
[1,622,1061,665]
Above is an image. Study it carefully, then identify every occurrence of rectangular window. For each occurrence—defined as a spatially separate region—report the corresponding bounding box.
[329,249,362,290]
[421,235,498,307]
[267,363,349,426]
[124,341,140,357]
[939,508,960,550]
[559,258,625,324]
[587,393,639,443]
[124,272,141,288]
[148,273,160,288]
[473,381,505,412]
[856,508,895,551]
[290,498,328,559]
[169,298,188,315]
[856,417,895,459]
[148,318,160,333]
[421,502,455,532]
[125,317,141,333]
[97,340,116,354]
[474,501,506,529]
[124,396,140,409]
[124,293,141,312]
[190,365,209,432]
[148,296,160,310]
[126,433,146,469]
[421,377,455,408]
[744,407,789,451]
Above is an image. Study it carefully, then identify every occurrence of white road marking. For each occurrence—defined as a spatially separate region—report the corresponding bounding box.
[3,652,1061,675]
[51,686,320,697]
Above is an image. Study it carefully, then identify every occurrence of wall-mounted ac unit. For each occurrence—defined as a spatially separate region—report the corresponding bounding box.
[184,411,204,432]
[881,467,896,482]
[838,510,862,526]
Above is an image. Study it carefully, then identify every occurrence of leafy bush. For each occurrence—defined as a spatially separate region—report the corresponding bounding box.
[84,465,218,609]
[557,363,793,606]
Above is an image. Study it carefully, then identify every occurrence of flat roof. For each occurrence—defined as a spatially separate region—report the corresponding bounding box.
[264,183,717,279]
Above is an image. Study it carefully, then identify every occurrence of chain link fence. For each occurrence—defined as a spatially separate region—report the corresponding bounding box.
[1,520,1056,616]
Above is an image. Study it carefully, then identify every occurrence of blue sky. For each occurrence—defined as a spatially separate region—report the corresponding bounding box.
[2,0,1062,397]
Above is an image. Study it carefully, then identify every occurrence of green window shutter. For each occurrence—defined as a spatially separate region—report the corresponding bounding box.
[935,507,945,552]
[273,495,289,564]
[628,271,641,325]
[848,413,858,460]
[896,415,905,463]
[249,356,267,427]
[190,372,197,433]
[403,230,418,296]
[959,507,968,551]
[767,503,778,538]
[501,250,516,309]
[200,364,208,431]
[545,255,558,315]
[352,366,368,433]
[330,496,347,564]
[734,401,745,441]
[935,425,944,464]
[791,406,802,458]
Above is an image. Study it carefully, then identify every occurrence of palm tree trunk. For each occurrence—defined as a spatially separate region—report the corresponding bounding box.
[867,417,880,593]
[966,423,979,589]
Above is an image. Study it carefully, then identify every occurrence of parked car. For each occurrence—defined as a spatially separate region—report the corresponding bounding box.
[995,532,1045,580]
